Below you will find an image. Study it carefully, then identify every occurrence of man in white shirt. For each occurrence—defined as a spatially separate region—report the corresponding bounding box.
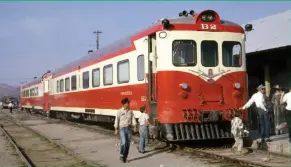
[0,101,2,112]
[240,84,271,142]
[8,101,14,114]
[280,88,291,143]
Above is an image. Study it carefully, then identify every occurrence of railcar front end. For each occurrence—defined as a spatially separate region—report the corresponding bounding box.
[150,10,251,141]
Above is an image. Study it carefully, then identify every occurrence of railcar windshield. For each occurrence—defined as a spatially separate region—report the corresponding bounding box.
[222,41,242,67]
[172,40,197,66]
[201,40,218,67]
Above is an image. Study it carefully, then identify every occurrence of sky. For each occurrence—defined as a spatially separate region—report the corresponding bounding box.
[0,1,290,86]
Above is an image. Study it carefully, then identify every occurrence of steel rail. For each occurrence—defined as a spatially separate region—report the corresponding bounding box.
[0,123,34,167]
[3,113,101,167]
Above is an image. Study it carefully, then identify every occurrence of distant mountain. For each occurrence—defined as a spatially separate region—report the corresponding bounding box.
[0,83,20,99]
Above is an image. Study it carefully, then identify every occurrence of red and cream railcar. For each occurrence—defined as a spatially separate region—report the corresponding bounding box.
[20,9,252,141]
[20,74,52,113]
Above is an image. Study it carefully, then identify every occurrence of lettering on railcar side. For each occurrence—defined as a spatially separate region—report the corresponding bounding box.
[141,96,147,102]
[120,91,132,96]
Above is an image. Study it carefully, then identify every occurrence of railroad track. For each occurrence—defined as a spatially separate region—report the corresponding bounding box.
[0,113,99,167]
[13,110,291,167]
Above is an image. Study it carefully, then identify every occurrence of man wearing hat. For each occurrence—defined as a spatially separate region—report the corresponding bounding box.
[240,84,271,142]
[114,97,137,163]
[280,87,291,143]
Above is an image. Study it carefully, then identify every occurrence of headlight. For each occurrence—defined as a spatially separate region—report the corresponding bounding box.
[234,82,241,89]
[201,13,215,22]
[180,83,188,90]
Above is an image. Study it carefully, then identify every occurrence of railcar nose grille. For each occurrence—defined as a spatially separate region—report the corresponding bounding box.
[173,123,234,140]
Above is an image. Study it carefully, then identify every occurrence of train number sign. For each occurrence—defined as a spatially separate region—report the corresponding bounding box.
[200,24,217,30]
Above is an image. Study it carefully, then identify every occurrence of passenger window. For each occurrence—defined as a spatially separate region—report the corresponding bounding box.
[104,64,113,85]
[172,40,197,66]
[92,68,100,87]
[60,79,64,92]
[82,71,90,89]
[222,41,242,67]
[65,77,70,91]
[71,75,77,91]
[201,40,218,67]
[57,80,60,93]
[117,60,130,84]
[137,55,145,81]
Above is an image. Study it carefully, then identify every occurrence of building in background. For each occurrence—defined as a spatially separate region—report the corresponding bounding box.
[243,9,291,131]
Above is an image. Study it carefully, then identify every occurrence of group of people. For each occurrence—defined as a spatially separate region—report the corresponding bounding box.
[231,84,291,155]
[114,84,291,162]
[114,97,150,163]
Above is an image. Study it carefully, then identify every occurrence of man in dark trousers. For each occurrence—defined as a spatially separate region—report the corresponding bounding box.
[240,84,271,142]
[114,97,137,163]
[280,87,291,143]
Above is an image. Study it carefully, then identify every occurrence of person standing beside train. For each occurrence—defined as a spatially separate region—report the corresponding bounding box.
[8,101,14,114]
[137,105,151,154]
[280,87,291,143]
[114,97,137,163]
[231,110,249,155]
[271,85,285,135]
[240,84,271,142]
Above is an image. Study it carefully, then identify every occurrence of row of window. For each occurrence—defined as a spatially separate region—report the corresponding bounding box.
[22,87,39,98]
[173,40,242,67]
[56,55,145,93]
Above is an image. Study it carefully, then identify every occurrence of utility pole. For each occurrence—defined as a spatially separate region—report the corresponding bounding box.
[93,30,102,50]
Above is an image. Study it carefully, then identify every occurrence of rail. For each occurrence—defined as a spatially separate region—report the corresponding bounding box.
[0,123,34,167]
[2,113,100,167]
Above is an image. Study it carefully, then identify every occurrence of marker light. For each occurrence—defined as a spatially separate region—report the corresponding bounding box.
[182,10,188,16]
[234,82,241,89]
[180,83,188,90]
[189,10,195,16]
[201,13,215,22]
[245,24,253,32]
[161,19,170,29]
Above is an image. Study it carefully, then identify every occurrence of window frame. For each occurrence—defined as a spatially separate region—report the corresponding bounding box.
[60,79,64,92]
[71,75,77,91]
[201,40,219,67]
[222,41,242,67]
[137,55,145,81]
[117,59,130,84]
[65,77,70,92]
[92,68,100,87]
[103,64,113,86]
[82,71,90,89]
[172,40,197,67]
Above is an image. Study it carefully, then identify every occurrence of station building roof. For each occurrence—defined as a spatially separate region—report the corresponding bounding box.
[243,9,291,54]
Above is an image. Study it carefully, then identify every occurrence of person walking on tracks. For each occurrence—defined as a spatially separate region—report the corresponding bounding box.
[8,101,13,114]
[231,110,249,155]
[114,97,137,163]
[240,84,271,142]
[137,105,151,153]
[280,87,291,143]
